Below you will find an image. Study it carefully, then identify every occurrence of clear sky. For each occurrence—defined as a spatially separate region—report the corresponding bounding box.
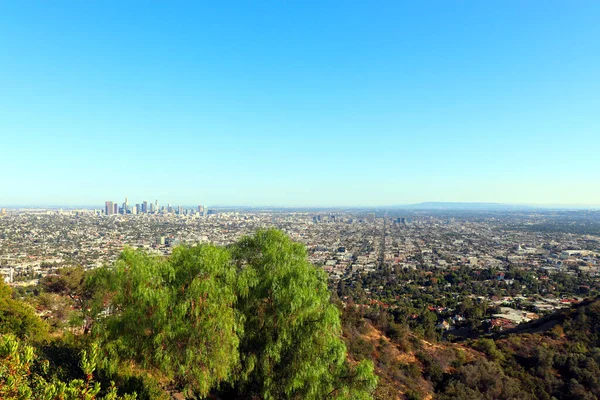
[1,1,599,207]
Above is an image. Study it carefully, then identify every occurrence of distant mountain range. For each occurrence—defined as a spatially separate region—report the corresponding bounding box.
[391,202,538,211]
[388,202,600,211]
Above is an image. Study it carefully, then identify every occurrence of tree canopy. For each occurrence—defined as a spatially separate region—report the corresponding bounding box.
[0,281,48,342]
[90,245,241,397]
[87,229,377,399]
[229,229,376,399]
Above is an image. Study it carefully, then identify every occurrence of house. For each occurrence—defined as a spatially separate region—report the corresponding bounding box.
[436,320,451,331]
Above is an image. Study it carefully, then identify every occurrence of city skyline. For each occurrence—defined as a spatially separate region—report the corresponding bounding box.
[2,2,599,207]
[103,197,207,215]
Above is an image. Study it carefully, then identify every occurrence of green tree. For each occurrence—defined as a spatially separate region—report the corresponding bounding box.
[230,229,377,400]
[0,281,48,342]
[91,245,241,397]
[473,338,504,362]
[87,230,377,399]
[39,266,96,330]
[0,334,135,399]
[40,266,87,300]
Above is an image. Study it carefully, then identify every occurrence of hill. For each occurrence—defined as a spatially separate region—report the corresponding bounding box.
[393,202,538,211]
[342,296,600,399]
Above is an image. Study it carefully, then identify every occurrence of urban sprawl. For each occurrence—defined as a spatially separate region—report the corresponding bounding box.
[1,202,599,335]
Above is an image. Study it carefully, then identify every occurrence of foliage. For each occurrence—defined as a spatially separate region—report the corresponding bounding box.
[227,229,377,399]
[0,281,49,341]
[435,298,600,399]
[85,229,376,399]
[40,266,87,300]
[0,334,135,399]
[472,338,504,362]
[437,359,532,400]
[337,255,600,400]
[90,245,240,397]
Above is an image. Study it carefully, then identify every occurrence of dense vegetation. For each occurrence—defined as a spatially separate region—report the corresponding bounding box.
[337,291,600,399]
[0,229,376,399]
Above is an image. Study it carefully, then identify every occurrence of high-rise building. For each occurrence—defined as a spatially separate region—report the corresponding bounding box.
[105,201,113,215]
[113,203,118,215]
[0,208,6,215]
[142,201,148,213]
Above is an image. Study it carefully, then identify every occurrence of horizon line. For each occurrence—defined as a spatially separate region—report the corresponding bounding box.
[2,201,600,210]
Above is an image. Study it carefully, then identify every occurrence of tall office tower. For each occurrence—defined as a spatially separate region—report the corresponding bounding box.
[113,203,118,215]
[155,200,159,212]
[124,197,129,213]
[131,205,138,215]
[150,203,155,213]
[105,201,113,215]
[168,204,172,213]
[143,201,148,213]
[178,206,183,215]
[135,204,141,214]
[198,205,204,214]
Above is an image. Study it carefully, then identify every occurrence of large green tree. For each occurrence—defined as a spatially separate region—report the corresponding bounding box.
[90,245,241,397]
[229,229,377,400]
[89,230,376,399]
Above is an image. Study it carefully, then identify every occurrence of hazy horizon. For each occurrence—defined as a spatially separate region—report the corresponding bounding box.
[3,200,600,211]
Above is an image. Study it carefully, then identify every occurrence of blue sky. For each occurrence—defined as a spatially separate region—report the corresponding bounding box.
[1,1,599,207]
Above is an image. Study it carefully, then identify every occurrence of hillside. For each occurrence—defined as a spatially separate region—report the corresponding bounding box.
[342,296,600,400]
